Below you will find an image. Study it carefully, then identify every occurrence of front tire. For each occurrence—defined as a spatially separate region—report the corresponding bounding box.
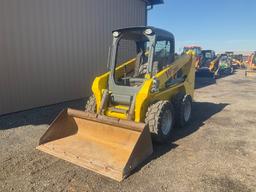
[145,101,175,143]
[85,95,96,113]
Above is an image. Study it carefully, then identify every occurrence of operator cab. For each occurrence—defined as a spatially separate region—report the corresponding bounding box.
[233,54,243,62]
[201,50,216,67]
[109,27,175,87]
[219,54,231,66]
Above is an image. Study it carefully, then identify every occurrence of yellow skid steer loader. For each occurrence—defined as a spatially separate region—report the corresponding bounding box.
[37,27,196,181]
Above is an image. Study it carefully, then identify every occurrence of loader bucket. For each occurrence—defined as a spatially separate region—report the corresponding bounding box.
[36,108,153,181]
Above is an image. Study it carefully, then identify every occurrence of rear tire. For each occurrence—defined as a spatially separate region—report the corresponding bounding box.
[230,67,234,74]
[173,93,192,128]
[85,95,96,113]
[145,101,175,144]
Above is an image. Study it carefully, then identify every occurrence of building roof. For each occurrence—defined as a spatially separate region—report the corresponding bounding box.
[146,0,164,5]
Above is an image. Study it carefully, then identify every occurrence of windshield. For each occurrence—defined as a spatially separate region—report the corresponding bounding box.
[204,52,212,59]
[114,30,151,86]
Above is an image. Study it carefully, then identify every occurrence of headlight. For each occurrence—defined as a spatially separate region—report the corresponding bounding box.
[151,77,159,93]
[113,31,119,38]
[144,28,153,35]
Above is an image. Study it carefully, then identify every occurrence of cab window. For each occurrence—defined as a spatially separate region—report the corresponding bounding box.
[205,52,212,59]
[153,40,174,72]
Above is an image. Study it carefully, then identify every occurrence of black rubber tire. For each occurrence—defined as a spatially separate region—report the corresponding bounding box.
[145,100,175,144]
[172,93,192,128]
[85,95,96,113]
[230,67,234,74]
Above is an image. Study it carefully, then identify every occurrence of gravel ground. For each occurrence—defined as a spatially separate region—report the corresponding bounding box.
[1,70,256,192]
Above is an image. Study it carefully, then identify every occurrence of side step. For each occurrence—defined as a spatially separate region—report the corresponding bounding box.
[108,106,129,114]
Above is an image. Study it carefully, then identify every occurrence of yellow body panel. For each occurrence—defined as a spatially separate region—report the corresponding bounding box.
[92,58,136,113]
[105,105,129,119]
[209,56,220,71]
[135,52,195,122]
[105,111,128,119]
[134,79,153,122]
[92,73,109,112]
[232,58,244,67]
[92,52,195,123]
[114,105,129,110]
[194,58,201,69]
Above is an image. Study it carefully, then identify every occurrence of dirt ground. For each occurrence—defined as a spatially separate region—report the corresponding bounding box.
[1,70,256,192]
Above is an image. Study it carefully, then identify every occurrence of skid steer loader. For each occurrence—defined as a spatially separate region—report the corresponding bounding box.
[183,46,202,69]
[196,50,217,78]
[215,54,234,77]
[37,26,196,181]
[232,54,245,69]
